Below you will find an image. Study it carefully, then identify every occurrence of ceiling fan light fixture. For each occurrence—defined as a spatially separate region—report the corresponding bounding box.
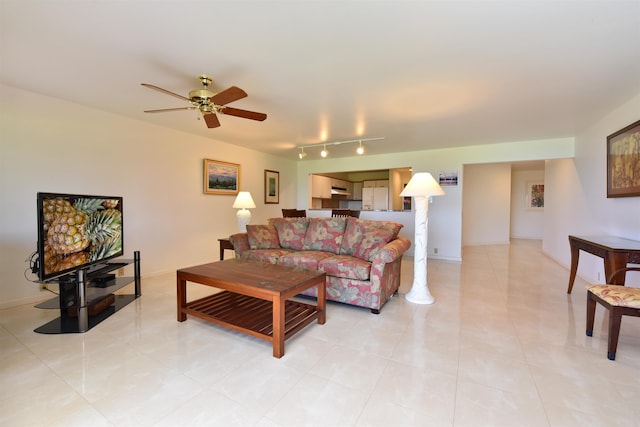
[189,88,215,102]
[141,74,266,129]
[200,104,214,113]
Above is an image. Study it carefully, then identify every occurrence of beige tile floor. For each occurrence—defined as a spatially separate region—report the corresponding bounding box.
[1,239,639,426]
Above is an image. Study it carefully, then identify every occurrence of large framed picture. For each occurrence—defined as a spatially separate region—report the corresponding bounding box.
[264,169,279,204]
[607,119,640,198]
[203,159,240,195]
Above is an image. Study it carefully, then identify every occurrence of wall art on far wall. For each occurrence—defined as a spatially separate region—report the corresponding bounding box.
[526,181,545,210]
[438,170,458,186]
[607,119,640,198]
[264,169,279,204]
[204,159,240,195]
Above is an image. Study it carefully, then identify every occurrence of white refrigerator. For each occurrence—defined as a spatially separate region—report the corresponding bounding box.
[362,187,388,210]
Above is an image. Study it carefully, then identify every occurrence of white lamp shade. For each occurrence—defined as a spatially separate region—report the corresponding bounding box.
[400,172,445,197]
[232,191,256,209]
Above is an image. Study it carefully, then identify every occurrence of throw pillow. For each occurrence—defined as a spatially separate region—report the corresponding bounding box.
[270,217,309,250]
[340,218,402,256]
[352,226,398,261]
[246,224,281,249]
[302,217,347,253]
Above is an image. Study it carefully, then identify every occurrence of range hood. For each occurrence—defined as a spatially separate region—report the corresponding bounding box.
[331,186,350,196]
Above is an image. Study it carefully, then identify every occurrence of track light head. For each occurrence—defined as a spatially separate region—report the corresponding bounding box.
[298,147,307,159]
[320,145,328,158]
[356,141,364,155]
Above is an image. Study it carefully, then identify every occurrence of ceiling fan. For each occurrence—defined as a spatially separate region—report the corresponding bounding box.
[141,75,267,128]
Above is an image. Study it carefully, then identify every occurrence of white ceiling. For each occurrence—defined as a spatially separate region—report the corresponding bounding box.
[2,1,639,160]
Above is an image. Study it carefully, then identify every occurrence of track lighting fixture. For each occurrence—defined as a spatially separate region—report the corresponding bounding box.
[295,137,384,159]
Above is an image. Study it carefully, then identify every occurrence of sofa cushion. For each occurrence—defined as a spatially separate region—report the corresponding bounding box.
[242,249,293,264]
[279,251,333,270]
[302,217,347,253]
[355,227,398,261]
[269,217,309,250]
[246,224,280,249]
[340,218,403,261]
[318,255,371,281]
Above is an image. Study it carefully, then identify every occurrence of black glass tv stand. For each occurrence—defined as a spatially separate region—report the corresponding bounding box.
[34,251,141,334]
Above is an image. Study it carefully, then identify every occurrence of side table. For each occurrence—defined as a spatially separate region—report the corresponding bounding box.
[218,238,234,260]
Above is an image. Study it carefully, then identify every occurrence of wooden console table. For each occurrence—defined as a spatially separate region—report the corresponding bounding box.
[567,235,640,293]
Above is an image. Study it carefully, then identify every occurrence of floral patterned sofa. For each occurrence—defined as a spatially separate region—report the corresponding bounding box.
[229,217,411,313]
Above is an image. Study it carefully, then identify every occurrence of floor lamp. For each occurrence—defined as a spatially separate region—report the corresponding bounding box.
[400,172,445,304]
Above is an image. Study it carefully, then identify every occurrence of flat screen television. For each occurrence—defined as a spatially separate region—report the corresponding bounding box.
[36,192,124,282]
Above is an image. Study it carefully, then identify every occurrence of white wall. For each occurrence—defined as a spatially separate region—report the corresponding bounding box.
[462,163,512,246]
[510,169,545,239]
[0,84,297,307]
[543,93,640,286]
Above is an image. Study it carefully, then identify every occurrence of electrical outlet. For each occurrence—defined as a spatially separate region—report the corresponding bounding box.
[434,247,439,254]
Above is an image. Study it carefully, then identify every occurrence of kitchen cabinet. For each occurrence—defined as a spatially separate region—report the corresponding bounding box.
[330,178,351,196]
[346,181,354,196]
[352,182,363,200]
[363,180,388,188]
[311,175,332,199]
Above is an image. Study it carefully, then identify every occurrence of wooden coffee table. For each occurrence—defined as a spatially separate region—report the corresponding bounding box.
[176,259,326,358]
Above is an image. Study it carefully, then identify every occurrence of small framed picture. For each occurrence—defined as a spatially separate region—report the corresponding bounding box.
[607,119,640,198]
[204,159,240,195]
[438,170,458,186]
[264,170,279,204]
[526,181,544,210]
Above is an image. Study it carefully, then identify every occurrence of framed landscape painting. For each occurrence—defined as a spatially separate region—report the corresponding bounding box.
[264,169,279,204]
[204,159,240,195]
[607,119,640,198]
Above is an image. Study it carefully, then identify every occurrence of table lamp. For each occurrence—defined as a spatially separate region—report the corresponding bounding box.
[400,172,445,304]
[232,191,256,232]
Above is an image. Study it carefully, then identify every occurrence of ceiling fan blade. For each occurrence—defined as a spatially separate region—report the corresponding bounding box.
[202,112,221,128]
[144,107,195,113]
[141,83,191,102]
[220,106,267,121]
[210,86,247,105]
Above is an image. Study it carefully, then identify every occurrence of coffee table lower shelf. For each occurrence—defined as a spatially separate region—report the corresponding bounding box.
[183,291,321,343]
